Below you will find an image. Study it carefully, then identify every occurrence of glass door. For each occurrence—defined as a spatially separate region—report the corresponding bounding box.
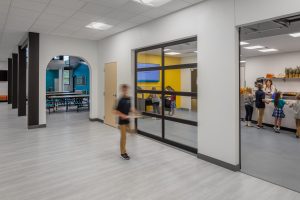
[135,37,198,153]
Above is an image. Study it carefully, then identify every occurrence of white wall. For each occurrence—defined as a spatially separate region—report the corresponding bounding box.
[98,0,240,165]
[0,61,8,95]
[235,0,300,25]
[245,51,300,92]
[39,34,99,125]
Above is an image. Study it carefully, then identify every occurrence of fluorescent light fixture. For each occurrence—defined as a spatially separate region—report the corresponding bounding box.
[240,41,249,46]
[259,48,278,52]
[240,60,246,63]
[289,32,300,37]
[86,22,113,30]
[164,49,171,52]
[132,0,172,7]
[244,45,264,50]
[165,52,181,55]
[194,51,198,53]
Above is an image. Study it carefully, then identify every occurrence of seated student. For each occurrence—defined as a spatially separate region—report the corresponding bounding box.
[149,87,160,115]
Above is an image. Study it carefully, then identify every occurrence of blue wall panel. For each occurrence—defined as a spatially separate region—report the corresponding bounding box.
[46,70,59,92]
[74,63,90,93]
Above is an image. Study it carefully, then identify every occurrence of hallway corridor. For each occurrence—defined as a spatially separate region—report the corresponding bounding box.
[0,103,299,200]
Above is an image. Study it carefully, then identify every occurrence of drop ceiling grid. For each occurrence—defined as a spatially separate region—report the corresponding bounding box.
[0,0,204,61]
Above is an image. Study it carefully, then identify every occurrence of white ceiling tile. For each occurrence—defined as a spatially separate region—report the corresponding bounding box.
[0,0,11,8]
[8,7,41,19]
[72,12,100,21]
[104,9,137,21]
[81,0,129,8]
[5,17,34,31]
[52,29,76,36]
[120,1,151,15]
[97,17,121,26]
[30,0,51,3]
[183,0,205,4]
[160,0,191,12]
[128,15,153,25]
[50,0,86,10]
[12,0,48,12]
[80,2,113,17]
[51,23,81,35]
[45,5,77,17]
[115,22,136,30]
[30,23,58,33]
[38,13,68,23]
[64,18,91,26]
[142,8,169,19]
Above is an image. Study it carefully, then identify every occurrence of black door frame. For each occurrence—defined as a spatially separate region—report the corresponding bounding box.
[134,37,198,153]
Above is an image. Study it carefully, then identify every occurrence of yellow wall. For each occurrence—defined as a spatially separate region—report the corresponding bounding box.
[137,53,182,107]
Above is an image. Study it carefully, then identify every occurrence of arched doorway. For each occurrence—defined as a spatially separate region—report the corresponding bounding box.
[45,55,91,124]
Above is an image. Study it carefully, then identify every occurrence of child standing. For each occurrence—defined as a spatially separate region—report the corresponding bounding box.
[114,84,137,160]
[255,83,266,129]
[166,86,176,116]
[290,94,300,138]
[244,88,254,127]
[271,92,287,133]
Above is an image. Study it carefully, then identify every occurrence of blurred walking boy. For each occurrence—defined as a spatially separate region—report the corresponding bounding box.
[114,84,137,160]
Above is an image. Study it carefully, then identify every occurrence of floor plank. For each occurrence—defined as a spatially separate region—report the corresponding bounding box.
[0,103,299,200]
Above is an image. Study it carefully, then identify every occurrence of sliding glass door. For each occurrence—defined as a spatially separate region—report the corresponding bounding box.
[135,37,198,153]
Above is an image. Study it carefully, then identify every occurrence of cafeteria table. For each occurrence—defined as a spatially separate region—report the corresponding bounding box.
[47,94,90,113]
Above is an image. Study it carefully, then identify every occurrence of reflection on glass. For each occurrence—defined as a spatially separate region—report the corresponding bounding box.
[164,68,197,93]
[137,117,162,137]
[164,41,197,66]
[164,95,197,122]
[137,93,162,115]
[165,120,197,148]
[137,71,162,91]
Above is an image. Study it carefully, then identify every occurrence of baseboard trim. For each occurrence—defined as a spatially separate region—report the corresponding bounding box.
[197,153,240,172]
[89,118,104,123]
[28,124,47,129]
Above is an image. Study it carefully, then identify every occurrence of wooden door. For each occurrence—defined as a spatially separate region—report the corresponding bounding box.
[104,62,117,127]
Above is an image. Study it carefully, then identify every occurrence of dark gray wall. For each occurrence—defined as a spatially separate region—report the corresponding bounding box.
[28,32,39,127]
[8,58,12,104]
[12,53,18,109]
[18,46,27,116]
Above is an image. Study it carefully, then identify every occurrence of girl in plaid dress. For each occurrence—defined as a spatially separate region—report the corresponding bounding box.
[271,92,288,133]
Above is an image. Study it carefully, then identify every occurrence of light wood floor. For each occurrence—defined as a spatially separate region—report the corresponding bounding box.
[0,103,300,200]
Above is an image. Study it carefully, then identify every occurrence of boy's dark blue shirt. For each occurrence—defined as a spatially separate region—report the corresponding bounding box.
[255,89,266,108]
[116,96,131,125]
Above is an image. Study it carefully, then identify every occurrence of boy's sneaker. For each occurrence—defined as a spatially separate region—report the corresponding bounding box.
[121,153,130,160]
[275,128,280,133]
[256,125,261,129]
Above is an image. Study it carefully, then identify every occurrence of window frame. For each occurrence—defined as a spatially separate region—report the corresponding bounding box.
[135,36,198,153]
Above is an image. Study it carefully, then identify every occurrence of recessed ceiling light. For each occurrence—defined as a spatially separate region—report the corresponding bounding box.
[244,45,264,50]
[259,48,278,52]
[240,60,246,63]
[86,22,113,30]
[165,52,181,55]
[289,32,300,37]
[164,49,171,52]
[132,0,172,7]
[240,41,249,46]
